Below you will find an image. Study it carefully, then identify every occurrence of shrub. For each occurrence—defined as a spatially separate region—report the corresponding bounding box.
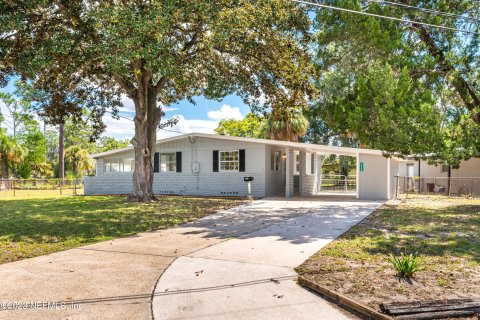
[389,252,422,278]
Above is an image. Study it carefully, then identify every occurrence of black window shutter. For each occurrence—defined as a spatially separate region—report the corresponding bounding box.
[176,152,182,172]
[213,150,219,172]
[153,152,159,173]
[239,149,245,172]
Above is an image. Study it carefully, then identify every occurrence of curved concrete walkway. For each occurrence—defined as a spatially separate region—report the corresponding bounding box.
[152,198,383,320]
[0,198,382,320]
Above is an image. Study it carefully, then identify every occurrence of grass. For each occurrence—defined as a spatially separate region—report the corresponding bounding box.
[0,188,83,198]
[297,195,480,310]
[0,191,244,264]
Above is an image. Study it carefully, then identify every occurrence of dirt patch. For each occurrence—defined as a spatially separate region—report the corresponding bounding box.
[297,195,480,318]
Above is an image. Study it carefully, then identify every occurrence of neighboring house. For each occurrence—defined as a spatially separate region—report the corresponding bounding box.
[397,158,480,195]
[398,158,480,178]
[84,133,401,200]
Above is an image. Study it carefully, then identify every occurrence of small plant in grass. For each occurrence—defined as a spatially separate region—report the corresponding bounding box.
[389,252,422,278]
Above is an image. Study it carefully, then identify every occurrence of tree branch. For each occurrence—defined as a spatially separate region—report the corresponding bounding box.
[406,18,480,123]
[113,74,136,98]
[153,76,168,95]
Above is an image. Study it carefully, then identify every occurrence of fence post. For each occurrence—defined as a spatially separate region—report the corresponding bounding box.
[74,179,77,195]
[344,176,348,193]
[13,179,15,197]
[405,176,409,199]
[448,178,451,197]
[472,178,474,196]
[395,176,399,199]
[59,179,62,195]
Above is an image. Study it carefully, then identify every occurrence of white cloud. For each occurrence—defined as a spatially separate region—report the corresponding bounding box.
[207,104,243,121]
[162,106,179,112]
[101,114,135,140]
[102,113,219,140]
[120,94,136,112]
[161,114,218,136]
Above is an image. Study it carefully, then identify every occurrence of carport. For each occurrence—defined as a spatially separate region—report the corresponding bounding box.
[275,143,399,201]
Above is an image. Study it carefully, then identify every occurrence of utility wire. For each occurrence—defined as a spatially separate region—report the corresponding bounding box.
[367,0,480,23]
[291,0,480,35]
[2,120,14,130]
[105,110,190,134]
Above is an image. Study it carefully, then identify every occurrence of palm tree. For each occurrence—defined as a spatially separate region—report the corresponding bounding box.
[0,129,27,179]
[64,145,91,176]
[33,162,54,178]
[264,106,309,142]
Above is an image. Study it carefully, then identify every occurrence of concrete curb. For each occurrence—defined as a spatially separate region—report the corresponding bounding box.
[298,276,393,320]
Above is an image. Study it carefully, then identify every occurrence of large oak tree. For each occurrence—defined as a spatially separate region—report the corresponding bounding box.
[1,0,315,201]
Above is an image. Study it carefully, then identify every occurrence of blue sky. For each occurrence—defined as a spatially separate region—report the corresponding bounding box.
[0,80,252,140]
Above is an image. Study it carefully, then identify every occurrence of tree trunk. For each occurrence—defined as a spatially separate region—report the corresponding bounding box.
[58,122,65,183]
[129,85,162,202]
[113,61,165,202]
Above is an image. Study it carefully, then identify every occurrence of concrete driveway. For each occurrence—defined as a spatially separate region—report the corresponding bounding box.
[0,197,382,320]
[152,198,383,320]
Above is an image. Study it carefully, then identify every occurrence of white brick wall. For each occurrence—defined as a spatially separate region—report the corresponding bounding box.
[299,151,317,196]
[85,136,266,197]
[84,172,132,195]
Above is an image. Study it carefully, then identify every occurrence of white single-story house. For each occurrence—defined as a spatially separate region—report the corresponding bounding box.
[85,133,402,200]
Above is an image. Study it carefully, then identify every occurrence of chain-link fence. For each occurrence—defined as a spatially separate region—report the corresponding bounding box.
[0,179,84,198]
[394,176,480,198]
[318,174,356,194]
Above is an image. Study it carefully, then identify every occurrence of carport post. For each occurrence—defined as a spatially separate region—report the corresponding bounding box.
[285,148,293,198]
[355,152,360,199]
[317,154,323,194]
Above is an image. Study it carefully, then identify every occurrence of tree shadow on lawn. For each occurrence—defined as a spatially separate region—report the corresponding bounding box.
[339,204,480,264]
[0,196,242,244]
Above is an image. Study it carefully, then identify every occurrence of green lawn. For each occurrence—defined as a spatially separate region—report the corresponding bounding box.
[297,195,480,310]
[0,193,244,264]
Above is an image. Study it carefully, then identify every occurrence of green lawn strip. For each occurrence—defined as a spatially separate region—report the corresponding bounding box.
[0,195,244,264]
[296,196,480,310]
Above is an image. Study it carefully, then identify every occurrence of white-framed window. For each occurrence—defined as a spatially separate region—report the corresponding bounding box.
[160,153,176,172]
[219,150,239,172]
[441,164,449,173]
[271,151,281,172]
[104,158,134,172]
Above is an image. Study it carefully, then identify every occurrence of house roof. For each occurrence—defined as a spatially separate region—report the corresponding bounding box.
[91,133,386,158]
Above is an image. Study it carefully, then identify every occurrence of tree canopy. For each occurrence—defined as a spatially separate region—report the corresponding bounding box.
[305,0,480,165]
[215,113,266,138]
[2,0,316,200]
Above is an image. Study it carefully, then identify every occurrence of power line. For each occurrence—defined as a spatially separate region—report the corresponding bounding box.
[292,0,480,35]
[158,127,186,134]
[2,120,14,130]
[105,111,190,134]
[367,0,480,23]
